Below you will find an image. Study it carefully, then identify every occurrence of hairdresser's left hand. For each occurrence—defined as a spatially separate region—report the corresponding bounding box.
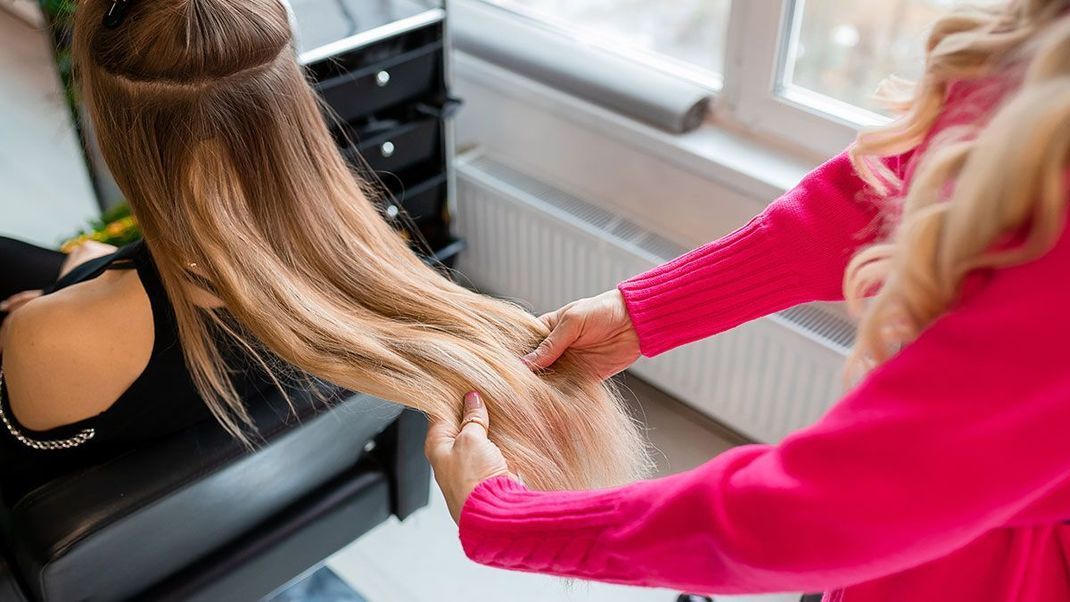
[426,392,514,524]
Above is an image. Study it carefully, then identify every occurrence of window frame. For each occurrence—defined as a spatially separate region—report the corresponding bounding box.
[724,0,889,157]
[464,0,897,158]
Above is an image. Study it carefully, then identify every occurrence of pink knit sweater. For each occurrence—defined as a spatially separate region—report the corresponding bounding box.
[458,80,1070,600]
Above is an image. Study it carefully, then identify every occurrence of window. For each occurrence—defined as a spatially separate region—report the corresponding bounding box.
[472,0,990,155]
[480,0,732,87]
[780,0,997,115]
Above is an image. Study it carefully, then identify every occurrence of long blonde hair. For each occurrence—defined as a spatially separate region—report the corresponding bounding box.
[72,0,651,491]
[846,0,1070,375]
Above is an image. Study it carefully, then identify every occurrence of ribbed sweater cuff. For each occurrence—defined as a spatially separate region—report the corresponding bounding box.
[459,476,625,566]
[618,215,807,357]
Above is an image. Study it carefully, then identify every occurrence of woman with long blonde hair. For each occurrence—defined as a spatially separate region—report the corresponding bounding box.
[0,0,652,504]
[429,1,1070,599]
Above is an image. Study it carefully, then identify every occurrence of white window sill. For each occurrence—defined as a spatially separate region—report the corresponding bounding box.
[454,50,825,209]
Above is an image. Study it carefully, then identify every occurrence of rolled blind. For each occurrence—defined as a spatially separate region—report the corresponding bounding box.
[452,1,713,134]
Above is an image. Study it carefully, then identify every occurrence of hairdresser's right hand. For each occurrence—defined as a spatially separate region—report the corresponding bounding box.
[523,289,640,380]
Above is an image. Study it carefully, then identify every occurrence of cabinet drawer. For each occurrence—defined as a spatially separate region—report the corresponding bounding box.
[351,118,442,177]
[316,44,443,123]
[303,22,442,78]
[382,173,447,224]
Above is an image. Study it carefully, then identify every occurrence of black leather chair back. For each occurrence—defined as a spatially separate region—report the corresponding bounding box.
[4,385,402,601]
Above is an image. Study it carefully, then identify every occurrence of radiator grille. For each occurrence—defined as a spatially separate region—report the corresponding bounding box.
[777,305,856,353]
[456,153,852,442]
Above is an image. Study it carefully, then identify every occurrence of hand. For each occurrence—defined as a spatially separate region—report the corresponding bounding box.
[60,240,118,278]
[425,392,513,524]
[0,290,43,314]
[523,289,640,379]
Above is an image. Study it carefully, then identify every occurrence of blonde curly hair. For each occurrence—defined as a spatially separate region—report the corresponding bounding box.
[846,0,1070,376]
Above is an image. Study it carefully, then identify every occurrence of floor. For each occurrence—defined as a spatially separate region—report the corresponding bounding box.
[1,9,799,602]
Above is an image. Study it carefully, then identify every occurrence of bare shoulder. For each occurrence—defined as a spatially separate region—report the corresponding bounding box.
[1,271,154,432]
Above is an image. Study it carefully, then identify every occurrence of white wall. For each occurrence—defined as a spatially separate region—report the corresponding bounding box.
[0,9,98,248]
[0,0,44,27]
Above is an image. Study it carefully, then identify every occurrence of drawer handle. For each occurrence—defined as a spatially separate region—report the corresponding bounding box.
[375,70,391,87]
[385,204,400,219]
[380,141,396,158]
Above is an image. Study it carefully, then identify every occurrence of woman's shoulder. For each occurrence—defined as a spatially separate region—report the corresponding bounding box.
[0,269,154,432]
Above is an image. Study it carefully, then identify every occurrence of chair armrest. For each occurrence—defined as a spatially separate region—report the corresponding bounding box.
[374,408,430,520]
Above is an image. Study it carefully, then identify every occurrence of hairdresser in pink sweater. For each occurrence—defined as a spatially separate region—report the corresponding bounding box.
[427,3,1070,600]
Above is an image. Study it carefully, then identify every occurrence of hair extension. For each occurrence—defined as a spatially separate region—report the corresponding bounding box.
[72,0,653,491]
[844,0,1070,379]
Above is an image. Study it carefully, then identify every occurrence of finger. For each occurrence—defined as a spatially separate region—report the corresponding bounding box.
[1,291,40,312]
[7,291,39,303]
[425,414,460,459]
[524,310,560,370]
[458,391,490,440]
[523,317,580,370]
[4,300,27,313]
[536,309,561,330]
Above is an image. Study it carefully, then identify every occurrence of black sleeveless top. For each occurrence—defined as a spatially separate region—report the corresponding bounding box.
[0,241,270,505]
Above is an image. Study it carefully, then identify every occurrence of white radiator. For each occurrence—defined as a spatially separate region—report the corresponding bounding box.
[455,153,854,443]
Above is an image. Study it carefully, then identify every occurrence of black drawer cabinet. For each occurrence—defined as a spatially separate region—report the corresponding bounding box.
[344,117,443,180]
[385,173,448,223]
[301,13,443,80]
[316,43,444,124]
[294,0,459,266]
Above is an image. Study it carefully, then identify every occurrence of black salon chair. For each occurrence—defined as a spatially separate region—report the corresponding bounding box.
[0,384,429,601]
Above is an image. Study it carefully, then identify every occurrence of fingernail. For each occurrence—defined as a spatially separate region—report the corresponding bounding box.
[0,302,8,312]
[464,391,483,410]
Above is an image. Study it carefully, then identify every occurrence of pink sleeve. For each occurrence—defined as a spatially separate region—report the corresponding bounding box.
[459,223,1070,594]
[619,150,905,357]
